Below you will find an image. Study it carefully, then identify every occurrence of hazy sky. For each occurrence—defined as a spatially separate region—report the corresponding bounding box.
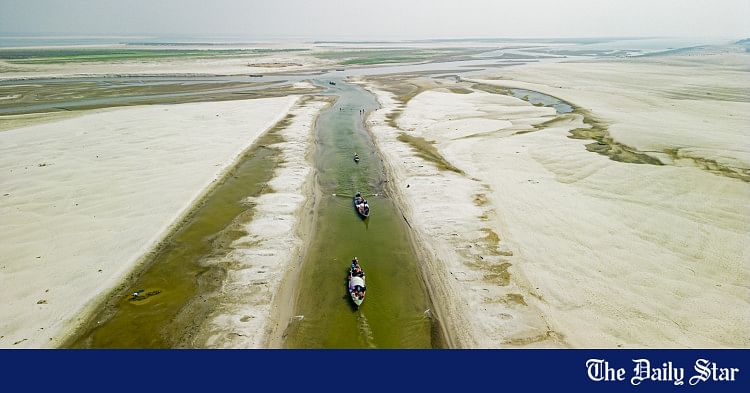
[1,0,748,40]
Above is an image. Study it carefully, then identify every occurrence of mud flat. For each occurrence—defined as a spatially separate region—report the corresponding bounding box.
[189,97,331,348]
[0,97,297,348]
[359,51,750,348]
[0,46,325,81]
[69,96,330,348]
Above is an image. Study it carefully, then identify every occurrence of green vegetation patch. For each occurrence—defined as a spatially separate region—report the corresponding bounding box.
[397,132,463,174]
[480,227,500,249]
[482,262,512,286]
[471,83,512,96]
[0,80,321,115]
[663,148,750,182]
[568,106,664,166]
[313,47,482,66]
[447,86,473,94]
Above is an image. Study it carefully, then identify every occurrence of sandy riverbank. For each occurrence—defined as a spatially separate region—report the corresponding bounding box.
[0,96,298,348]
[359,51,749,347]
[0,49,327,81]
[360,82,564,347]
[468,52,750,175]
[180,96,331,348]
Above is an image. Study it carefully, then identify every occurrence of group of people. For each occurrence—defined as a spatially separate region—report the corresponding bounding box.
[350,257,366,300]
[337,108,365,113]
[354,192,369,215]
[350,257,365,278]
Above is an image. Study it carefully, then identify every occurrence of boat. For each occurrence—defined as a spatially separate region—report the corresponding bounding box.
[353,153,360,163]
[329,81,336,85]
[348,260,366,307]
[354,192,370,217]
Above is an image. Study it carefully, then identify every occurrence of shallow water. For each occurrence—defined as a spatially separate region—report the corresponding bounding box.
[282,80,437,348]
[509,88,573,114]
[0,78,291,115]
[0,55,566,117]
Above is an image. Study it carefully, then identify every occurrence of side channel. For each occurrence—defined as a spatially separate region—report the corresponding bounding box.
[66,118,289,348]
[283,80,442,348]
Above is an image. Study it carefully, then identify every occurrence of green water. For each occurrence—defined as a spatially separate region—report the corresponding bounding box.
[65,80,440,348]
[67,126,286,348]
[283,80,438,348]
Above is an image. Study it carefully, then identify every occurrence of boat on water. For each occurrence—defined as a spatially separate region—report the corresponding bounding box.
[329,81,336,85]
[354,192,370,217]
[354,153,360,163]
[348,258,366,307]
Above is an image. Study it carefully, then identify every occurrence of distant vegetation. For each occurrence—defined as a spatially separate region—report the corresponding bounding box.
[313,48,482,65]
[0,48,307,64]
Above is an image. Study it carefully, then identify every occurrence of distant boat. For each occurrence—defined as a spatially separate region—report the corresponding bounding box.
[336,68,345,71]
[329,81,336,85]
[248,74,263,78]
[354,192,370,218]
[354,153,360,163]
[348,261,366,307]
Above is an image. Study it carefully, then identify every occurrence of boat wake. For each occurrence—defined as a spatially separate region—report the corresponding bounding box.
[357,313,377,348]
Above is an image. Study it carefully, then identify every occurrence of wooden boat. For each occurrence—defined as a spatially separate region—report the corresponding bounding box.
[354,192,370,217]
[348,262,366,307]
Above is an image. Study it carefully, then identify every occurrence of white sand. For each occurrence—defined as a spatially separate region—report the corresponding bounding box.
[0,41,545,81]
[292,81,316,90]
[468,53,750,171]
[0,96,298,348]
[0,52,328,81]
[363,86,564,347]
[184,97,330,348]
[360,52,750,347]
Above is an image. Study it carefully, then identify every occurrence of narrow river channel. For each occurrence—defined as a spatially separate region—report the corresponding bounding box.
[283,79,439,348]
[66,78,441,348]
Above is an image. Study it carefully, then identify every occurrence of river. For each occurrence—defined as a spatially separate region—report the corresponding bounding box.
[15,57,566,348]
[282,79,438,348]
